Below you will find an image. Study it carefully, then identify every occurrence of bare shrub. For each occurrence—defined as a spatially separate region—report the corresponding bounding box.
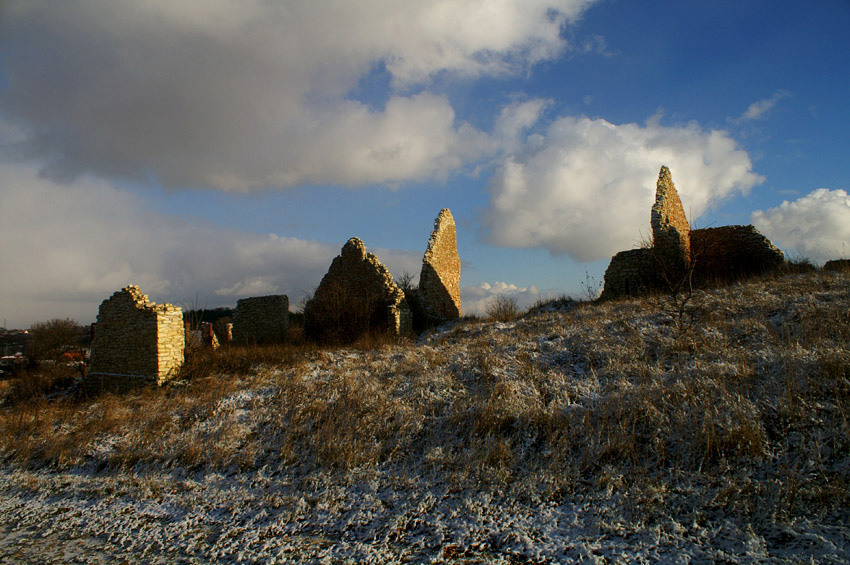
[395,271,416,294]
[485,295,519,322]
[26,317,86,363]
[395,271,436,333]
[527,294,577,315]
[580,268,603,301]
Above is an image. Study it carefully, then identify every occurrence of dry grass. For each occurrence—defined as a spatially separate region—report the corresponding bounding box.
[1,270,848,520]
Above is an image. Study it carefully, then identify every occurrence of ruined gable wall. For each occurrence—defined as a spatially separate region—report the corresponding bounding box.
[651,165,691,276]
[690,226,785,283]
[232,295,290,344]
[305,238,411,342]
[89,285,184,390]
[419,208,462,319]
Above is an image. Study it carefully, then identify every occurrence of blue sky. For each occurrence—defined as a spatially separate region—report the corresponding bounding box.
[1,0,849,327]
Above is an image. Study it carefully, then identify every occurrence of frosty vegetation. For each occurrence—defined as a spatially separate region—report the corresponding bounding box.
[1,270,849,562]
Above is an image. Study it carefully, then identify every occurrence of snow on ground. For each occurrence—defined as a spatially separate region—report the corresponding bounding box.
[2,464,848,563]
[2,272,849,563]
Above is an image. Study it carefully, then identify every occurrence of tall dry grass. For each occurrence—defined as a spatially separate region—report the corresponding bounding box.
[1,270,848,519]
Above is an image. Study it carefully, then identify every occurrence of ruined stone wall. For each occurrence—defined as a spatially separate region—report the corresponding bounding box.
[690,226,785,283]
[88,285,184,391]
[231,295,290,345]
[651,165,690,277]
[601,166,785,300]
[419,208,462,320]
[185,322,220,349]
[201,322,220,349]
[600,248,660,300]
[304,238,411,342]
[824,259,850,272]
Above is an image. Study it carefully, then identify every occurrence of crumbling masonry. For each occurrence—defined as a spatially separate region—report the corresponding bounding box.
[651,166,691,281]
[304,238,412,342]
[419,208,462,320]
[88,285,184,392]
[601,166,785,299]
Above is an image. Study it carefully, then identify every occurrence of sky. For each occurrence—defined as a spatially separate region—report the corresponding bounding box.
[1,0,849,328]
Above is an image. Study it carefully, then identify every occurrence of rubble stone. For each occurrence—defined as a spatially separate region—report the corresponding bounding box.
[201,322,220,349]
[601,248,659,299]
[690,226,785,283]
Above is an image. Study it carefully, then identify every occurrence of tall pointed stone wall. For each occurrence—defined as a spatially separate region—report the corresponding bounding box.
[651,165,691,278]
[419,208,462,320]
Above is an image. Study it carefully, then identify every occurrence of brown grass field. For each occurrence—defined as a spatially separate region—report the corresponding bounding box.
[1,269,848,561]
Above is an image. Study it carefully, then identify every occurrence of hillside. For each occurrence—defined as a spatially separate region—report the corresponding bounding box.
[1,270,849,562]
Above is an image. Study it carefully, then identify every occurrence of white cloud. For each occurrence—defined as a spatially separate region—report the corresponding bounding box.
[740,90,791,121]
[493,99,552,153]
[0,161,419,328]
[0,0,594,191]
[482,115,763,261]
[751,188,850,262]
[461,281,543,315]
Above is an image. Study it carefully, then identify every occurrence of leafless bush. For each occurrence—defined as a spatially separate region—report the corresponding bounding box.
[526,294,577,315]
[26,317,86,363]
[485,295,520,322]
[395,271,416,294]
[580,268,603,302]
[395,271,435,333]
[783,254,819,274]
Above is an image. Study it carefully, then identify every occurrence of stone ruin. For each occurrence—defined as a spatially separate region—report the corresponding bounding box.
[824,259,850,272]
[185,322,220,349]
[601,166,785,299]
[83,210,461,362]
[201,322,220,348]
[87,285,184,392]
[231,295,290,345]
[419,208,462,320]
[304,238,411,343]
[651,166,691,281]
[690,225,786,282]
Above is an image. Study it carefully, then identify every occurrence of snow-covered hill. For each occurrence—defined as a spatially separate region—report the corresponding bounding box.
[2,271,849,562]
